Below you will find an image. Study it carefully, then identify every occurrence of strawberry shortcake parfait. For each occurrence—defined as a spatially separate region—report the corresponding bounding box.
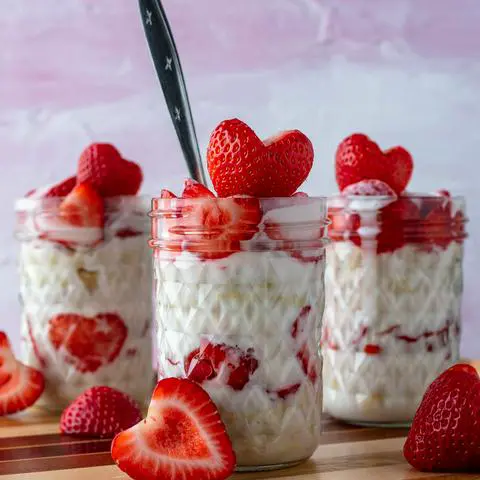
[323,134,467,425]
[150,119,329,470]
[15,144,154,410]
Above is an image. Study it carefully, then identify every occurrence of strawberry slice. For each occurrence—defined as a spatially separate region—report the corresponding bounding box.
[60,182,104,228]
[404,364,480,472]
[185,342,259,391]
[48,313,127,373]
[161,189,177,199]
[61,386,142,438]
[25,176,77,198]
[77,143,143,197]
[0,332,45,415]
[45,176,77,197]
[111,378,236,480]
[290,306,318,383]
[181,196,262,260]
[34,183,104,248]
[181,179,215,198]
[292,191,308,197]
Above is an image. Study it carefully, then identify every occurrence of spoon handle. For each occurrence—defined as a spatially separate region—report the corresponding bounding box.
[139,0,207,184]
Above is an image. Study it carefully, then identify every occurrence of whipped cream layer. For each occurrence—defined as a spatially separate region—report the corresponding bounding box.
[154,250,325,467]
[19,234,154,410]
[323,241,463,424]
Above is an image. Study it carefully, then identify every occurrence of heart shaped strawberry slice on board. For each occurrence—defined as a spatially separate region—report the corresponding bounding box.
[0,332,44,415]
[207,118,314,197]
[404,364,480,472]
[48,313,127,373]
[111,378,236,480]
[335,133,413,195]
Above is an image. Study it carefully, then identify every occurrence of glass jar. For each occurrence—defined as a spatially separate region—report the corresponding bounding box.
[15,195,154,411]
[323,194,467,426]
[150,195,328,471]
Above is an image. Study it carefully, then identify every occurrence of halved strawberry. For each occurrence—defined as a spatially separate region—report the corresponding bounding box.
[161,189,177,199]
[181,196,262,260]
[48,313,127,374]
[185,342,259,391]
[34,183,104,248]
[181,179,215,198]
[61,386,142,438]
[111,378,236,480]
[60,182,104,228]
[207,119,313,197]
[45,176,77,197]
[0,332,45,415]
[335,133,413,194]
[292,191,308,197]
[77,143,143,197]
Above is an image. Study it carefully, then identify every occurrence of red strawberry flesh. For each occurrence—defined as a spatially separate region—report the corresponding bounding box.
[111,378,236,480]
[0,332,45,416]
[48,313,127,373]
[342,179,397,196]
[60,182,104,228]
[181,179,215,198]
[185,342,259,391]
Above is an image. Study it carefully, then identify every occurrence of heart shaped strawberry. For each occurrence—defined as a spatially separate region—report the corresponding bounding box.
[207,119,314,197]
[335,133,413,194]
[111,378,236,480]
[404,364,480,472]
[48,313,127,373]
[77,143,143,197]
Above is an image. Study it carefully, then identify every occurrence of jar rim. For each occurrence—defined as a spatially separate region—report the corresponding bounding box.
[15,194,152,213]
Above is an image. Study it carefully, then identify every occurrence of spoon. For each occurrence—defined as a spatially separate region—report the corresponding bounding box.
[138,0,207,184]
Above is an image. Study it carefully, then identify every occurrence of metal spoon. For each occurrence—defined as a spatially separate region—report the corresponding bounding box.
[138,0,207,184]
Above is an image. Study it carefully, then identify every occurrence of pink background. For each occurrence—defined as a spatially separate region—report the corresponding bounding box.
[2,0,479,355]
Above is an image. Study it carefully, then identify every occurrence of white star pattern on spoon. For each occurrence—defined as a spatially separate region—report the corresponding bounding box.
[174,107,181,122]
[145,9,153,26]
[165,57,173,70]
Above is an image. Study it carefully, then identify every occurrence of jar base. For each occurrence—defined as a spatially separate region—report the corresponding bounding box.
[235,458,306,472]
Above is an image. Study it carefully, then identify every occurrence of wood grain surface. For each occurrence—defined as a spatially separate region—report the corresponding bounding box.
[0,360,478,479]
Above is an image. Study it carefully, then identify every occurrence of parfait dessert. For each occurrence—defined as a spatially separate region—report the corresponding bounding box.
[323,134,467,425]
[150,119,329,470]
[15,144,154,410]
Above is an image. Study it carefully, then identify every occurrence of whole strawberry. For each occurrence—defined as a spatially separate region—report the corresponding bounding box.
[404,364,480,472]
[60,386,142,438]
[77,143,143,197]
[207,118,313,197]
[335,133,413,195]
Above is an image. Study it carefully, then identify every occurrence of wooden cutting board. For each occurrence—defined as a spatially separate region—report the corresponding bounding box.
[0,360,478,479]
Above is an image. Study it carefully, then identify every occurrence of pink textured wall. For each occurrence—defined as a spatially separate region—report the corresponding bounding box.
[2,0,480,356]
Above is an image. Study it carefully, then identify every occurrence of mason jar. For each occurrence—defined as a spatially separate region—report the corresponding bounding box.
[323,193,467,426]
[15,195,154,411]
[150,195,328,471]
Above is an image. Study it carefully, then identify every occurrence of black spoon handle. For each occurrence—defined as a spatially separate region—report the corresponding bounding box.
[139,0,207,184]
